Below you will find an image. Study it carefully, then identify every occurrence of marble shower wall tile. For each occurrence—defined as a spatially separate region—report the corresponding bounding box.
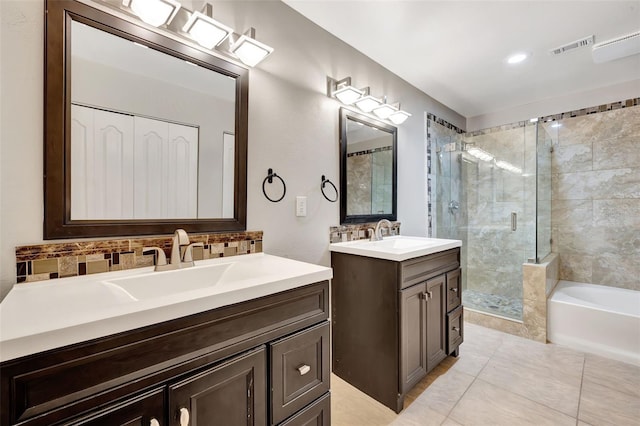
[551,104,640,290]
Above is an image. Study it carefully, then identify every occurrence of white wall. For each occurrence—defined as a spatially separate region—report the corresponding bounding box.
[467,79,640,131]
[0,0,465,299]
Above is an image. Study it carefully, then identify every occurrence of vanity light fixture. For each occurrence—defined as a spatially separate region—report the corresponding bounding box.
[122,0,181,27]
[229,28,274,67]
[327,76,411,124]
[389,110,411,125]
[372,102,398,119]
[327,77,364,105]
[183,4,233,49]
[352,87,382,112]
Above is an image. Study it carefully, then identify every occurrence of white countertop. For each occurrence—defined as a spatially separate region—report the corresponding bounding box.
[329,235,462,262]
[0,253,332,362]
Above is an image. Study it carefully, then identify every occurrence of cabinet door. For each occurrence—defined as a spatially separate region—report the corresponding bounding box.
[426,276,447,372]
[446,268,462,312]
[63,388,164,426]
[400,282,427,393]
[168,347,266,426]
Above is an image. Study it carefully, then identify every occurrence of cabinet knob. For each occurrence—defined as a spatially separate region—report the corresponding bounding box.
[179,407,190,426]
[450,287,458,293]
[150,419,160,426]
[452,326,459,332]
[297,364,311,375]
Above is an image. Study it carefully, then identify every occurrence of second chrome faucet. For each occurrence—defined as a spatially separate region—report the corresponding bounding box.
[144,229,203,271]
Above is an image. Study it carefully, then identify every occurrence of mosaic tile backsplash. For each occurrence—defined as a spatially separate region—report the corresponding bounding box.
[15,231,263,283]
[329,222,400,243]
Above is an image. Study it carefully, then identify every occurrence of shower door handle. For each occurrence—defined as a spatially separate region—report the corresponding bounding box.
[511,212,517,231]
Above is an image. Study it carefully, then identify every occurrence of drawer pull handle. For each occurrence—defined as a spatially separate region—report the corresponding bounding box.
[179,407,190,426]
[150,419,160,426]
[450,287,458,293]
[297,364,311,375]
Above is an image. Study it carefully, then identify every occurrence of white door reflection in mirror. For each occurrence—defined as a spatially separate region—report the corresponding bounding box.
[71,105,199,219]
[222,132,235,218]
[133,115,198,219]
[71,105,134,219]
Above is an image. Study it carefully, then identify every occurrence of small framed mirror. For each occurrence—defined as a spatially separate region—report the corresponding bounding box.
[339,108,397,224]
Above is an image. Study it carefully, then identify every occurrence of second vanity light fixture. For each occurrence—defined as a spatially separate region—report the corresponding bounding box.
[327,76,412,125]
[121,0,274,67]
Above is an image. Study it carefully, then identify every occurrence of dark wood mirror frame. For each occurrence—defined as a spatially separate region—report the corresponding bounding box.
[339,108,397,224]
[44,0,248,239]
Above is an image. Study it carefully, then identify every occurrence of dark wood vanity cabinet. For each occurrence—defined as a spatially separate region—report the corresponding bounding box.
[332,248,462,413]
[0,281,330,426]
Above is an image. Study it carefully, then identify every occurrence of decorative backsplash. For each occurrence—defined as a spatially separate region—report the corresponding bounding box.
[15,231,263,283]
[329,222,400,243]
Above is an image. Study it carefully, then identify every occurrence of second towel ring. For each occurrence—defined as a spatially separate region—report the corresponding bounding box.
[263,168,286,203]
[321,175,338,202]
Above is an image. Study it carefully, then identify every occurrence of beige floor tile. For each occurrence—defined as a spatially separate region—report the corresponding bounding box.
[411,369,475,416]
[583,353,640,398]
[478,351,582,417]
[441,418,463,426]
[492,334,585,379]
[449,379,576,426]
[578,378,640,426]
[449,349,491,377]
[331,374,397,426]
[391,399,447,426]
[461,323,506,357]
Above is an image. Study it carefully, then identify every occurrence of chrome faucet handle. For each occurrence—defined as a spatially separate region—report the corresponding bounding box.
[143,247,169,271]
[368,228,377,241]
[182,242,205,266]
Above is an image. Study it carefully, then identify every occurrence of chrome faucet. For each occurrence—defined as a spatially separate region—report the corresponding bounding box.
[370,219,393,241]
[144,229,202,271]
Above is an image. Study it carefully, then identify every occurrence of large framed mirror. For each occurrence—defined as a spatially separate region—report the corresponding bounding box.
[44,0,248,239]
[339,108,397,224]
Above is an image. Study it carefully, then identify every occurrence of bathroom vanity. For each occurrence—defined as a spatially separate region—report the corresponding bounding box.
[329,236,463,413]
[0,254,332,426]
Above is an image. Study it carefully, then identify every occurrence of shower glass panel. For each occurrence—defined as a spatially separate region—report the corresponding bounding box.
[536,124,553,262]
[429,119,542,321]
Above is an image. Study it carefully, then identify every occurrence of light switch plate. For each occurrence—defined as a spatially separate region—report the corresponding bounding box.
[296,196,307,217]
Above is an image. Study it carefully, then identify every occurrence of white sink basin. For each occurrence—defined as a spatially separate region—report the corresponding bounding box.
[329,236,462,261]
[103,263,233,301]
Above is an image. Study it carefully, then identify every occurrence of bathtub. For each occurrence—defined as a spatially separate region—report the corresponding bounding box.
[548,280,640,366]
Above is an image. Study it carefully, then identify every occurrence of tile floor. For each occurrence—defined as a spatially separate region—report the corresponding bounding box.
[331,322,640,425]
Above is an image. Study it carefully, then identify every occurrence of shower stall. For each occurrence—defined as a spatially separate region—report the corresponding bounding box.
[429,119,552,321]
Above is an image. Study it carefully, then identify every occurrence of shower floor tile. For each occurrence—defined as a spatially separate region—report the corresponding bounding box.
[463,289,523,320]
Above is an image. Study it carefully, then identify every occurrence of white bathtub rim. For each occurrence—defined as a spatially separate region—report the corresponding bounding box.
[550,280,640,319]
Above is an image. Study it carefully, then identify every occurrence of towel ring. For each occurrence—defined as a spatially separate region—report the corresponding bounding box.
[321,175,338,203]
[262,168,286,203]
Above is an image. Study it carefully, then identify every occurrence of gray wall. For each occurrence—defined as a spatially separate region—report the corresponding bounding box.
[0,0,464,299]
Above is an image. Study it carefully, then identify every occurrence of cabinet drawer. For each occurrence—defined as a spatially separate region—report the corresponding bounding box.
[447,306,464,354]
[279,393,330,426]
[270,322,330,425]
[63,387,164,426]
[446,268,461,312]
[400,249,459,289]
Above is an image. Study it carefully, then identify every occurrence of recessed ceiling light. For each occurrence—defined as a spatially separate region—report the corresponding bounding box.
[507,52,528,64]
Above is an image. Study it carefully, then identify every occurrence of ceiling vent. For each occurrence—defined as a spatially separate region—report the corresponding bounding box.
[549,35,594,55]
[592,31,640,63]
